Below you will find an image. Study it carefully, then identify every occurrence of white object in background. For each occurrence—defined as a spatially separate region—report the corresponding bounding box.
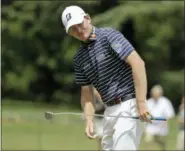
[145,96,175,136]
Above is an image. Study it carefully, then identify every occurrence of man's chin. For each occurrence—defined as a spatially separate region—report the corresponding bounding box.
[75,34,89,42]
[80,36,89,42]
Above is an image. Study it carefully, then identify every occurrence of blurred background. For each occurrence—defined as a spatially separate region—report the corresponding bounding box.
[1,0,184,150]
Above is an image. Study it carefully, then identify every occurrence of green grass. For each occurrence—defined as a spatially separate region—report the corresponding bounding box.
[2,101,179,150]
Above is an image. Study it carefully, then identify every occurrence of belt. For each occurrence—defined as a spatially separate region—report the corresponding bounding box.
[105,94,135,107]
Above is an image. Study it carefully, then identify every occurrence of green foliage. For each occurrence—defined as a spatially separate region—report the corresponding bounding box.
[2,1,184,109]
[159,70,184,111]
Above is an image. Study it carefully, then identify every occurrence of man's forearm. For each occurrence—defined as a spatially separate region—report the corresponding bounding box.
[132,60,147,105]
[81,86,95,122]
[82,101,95,122]
[126,51,151,122]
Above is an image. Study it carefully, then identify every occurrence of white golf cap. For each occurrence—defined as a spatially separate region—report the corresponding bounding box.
[61,6,86,33]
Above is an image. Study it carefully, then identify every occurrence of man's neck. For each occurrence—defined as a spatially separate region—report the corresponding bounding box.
[89,25,93,35]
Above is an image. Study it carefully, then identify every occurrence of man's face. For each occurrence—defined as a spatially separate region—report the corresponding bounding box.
[151,90,161,100]
[68,16,92,41]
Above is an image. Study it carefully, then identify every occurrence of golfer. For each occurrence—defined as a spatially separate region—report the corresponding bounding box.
[61,5,152,150]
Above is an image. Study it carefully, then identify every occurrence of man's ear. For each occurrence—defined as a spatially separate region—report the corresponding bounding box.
[85,14,91,20]
[85,14,91,24]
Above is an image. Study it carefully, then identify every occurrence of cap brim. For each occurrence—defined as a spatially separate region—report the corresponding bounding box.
[66,14,84,33]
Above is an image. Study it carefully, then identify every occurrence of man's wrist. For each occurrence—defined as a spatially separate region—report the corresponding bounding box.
[136,100,146,104]
[85,119,93,125]
[137,100,147,108]
[85,117,93,122]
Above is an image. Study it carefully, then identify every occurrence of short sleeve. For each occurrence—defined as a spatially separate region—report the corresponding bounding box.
[74,61,91,86]
[106,29,135,60]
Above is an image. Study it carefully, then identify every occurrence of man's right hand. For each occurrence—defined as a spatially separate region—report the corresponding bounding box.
[85,120,96,139]
[137,102,152,123]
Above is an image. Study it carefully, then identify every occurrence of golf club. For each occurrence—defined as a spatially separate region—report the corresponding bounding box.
[44,111,167,121]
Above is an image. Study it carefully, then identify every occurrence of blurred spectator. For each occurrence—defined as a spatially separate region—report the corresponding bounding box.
[176,96,184,150]
[144,85,175,150]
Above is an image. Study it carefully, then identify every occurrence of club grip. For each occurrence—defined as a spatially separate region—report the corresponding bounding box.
[150,117,166,121]
[132,116,166,121]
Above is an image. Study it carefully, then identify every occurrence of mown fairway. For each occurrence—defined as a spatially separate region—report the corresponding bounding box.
[2,101,178,150]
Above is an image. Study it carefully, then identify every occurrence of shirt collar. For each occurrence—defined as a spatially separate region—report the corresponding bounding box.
[89,26,97,41]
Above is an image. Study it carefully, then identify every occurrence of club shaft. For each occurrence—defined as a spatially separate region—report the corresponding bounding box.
[52,112,166,121]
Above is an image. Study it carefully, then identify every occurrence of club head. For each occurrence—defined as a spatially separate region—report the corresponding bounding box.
[45,111,54,120]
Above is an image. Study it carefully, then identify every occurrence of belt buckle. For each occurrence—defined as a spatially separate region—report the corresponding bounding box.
[115,97,121,104]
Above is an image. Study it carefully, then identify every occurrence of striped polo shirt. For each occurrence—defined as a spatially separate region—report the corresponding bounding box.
[73,27,136,103]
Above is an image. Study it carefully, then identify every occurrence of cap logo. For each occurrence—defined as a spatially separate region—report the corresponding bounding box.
[66,13,72,22]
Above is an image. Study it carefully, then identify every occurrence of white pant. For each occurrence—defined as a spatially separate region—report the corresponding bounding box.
[102,98,145,150]
[94,117,104,138]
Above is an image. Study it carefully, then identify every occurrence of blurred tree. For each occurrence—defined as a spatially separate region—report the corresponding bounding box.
[1,1,104,106]
[1,0,14,6]
[98,0,120,13]
[1,1,184,110]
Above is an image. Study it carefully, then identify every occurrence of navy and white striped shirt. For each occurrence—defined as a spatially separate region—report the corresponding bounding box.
[73,27,136,103]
